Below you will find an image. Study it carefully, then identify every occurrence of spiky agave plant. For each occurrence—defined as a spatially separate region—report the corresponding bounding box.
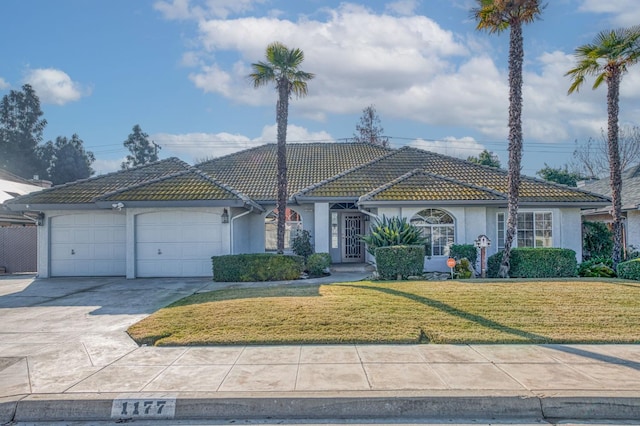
[361,216,426,255]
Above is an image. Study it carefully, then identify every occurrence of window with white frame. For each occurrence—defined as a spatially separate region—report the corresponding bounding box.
[410,209,455,256]
[265,208,303,252]
[497,211,552,249]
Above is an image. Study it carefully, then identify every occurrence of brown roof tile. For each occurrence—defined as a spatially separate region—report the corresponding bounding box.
[296,147,610,204]
[6,158,191,205]
[197,142,390,200]
[359,169,506,202]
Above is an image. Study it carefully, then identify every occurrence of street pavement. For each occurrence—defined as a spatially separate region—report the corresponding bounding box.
[0,273,639,423]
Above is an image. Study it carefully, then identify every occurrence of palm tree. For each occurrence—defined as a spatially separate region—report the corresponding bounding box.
[566,26,640,267]
[471,0,544,278]
[249,42,314,254]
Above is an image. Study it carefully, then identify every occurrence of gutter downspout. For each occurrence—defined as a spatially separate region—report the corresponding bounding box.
[230,206,254,254]
[358,206,379,222]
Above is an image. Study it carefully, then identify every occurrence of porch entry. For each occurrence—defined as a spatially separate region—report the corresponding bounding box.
[329,204,365,263]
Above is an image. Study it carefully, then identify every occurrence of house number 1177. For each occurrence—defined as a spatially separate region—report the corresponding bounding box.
[111,398,176,419]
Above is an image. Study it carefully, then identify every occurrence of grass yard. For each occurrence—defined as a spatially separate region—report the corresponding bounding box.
[127,279,640,346]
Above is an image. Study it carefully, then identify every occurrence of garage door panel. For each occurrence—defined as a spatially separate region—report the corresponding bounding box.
[135,211,225,277]
[50,213,126,277]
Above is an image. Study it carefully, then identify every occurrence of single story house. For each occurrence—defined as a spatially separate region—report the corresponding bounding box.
[580,164,640,253]
[4,142,610,278]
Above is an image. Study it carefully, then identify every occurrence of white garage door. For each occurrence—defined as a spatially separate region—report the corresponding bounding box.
[50,213,126,276]
[136,210,225,277]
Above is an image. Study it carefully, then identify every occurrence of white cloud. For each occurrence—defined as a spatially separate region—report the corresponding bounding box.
[409,136,486,160]
[24,68,88,105]
[385,0,419,16]
[0,77,9,90]
[162,2,640,153]
[152,124,334,163]
[154,0,265,20]
[579,0,640,26]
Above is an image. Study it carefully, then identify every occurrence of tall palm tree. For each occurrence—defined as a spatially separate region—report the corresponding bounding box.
[249,42,314,254]
[471,0,544,278]
[566,26,640,267]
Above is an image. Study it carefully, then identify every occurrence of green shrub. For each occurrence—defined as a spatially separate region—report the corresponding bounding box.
[449,244,478,266]
[487,248,577,278]
[362,216,426,256]
[454,258,473,279]
[582,221,613,260]
[306,253,331,277]
[578,257,616,278]
[212,253,304,282]
[617,258,640,280]
[375,245,424,280]
[292,229,313,261]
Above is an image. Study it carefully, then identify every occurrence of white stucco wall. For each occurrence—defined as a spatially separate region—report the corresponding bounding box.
[314,203,329,253]
[362,205,585,272]
[626,210,640,251]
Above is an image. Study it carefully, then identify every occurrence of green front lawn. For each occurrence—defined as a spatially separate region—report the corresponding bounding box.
[128,279,640,346]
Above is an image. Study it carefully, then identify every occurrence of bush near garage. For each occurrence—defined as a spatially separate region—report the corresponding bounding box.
[306,253,332,277]
[617,258,640,281]
[212,253,304,282]
[487,248,577,278]
[375,245,424,280]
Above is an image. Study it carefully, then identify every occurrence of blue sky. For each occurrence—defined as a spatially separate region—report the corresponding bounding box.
[1,0,639,176]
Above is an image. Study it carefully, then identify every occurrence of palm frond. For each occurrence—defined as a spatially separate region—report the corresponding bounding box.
[567,25,640,94]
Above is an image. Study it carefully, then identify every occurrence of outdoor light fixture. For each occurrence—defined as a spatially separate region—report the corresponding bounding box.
[111,202,124,211]
[36,212,45,226]
[221,208,229,223]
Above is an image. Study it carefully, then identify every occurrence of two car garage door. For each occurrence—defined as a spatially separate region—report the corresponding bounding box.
[50,211,225,277]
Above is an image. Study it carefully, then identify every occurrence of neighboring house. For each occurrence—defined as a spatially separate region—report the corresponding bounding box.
[3,143,610,278]
[580,164,640,253]
[0,169,50,273]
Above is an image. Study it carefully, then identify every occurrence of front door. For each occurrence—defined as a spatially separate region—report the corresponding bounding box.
[341,213,364,263]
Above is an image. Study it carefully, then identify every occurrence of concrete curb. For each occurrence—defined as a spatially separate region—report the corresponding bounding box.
[4,392,640,423]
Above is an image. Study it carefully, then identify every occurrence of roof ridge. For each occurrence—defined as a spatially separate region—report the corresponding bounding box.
[5,157,189,205]
[195,144,270,166]
[196,141,391,166]
[291,148,401,198]
[525,173,611,201]
[358,169,506,202]
[189,166,263,211]
[96,165,263,211]
[358,168,422,202]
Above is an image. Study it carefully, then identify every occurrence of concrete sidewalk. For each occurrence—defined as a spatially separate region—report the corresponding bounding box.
[1,274,639,423]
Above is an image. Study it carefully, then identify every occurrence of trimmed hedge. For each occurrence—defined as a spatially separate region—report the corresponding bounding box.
[617,258,640,280]
[306,252,332,277]
[375,245,424,280]
[487,248,577,278]
[212,253,304,282]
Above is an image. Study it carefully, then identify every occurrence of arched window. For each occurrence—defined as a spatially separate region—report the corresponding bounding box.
[410,209,455,257]
[265,208,303,252]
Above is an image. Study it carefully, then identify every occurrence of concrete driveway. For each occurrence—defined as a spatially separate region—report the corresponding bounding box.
[0,275,213,395]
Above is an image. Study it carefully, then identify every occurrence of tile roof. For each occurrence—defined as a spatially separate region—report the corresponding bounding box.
[197,142,390,201]
[294,147,610,204]
[5,158,191,205]
[581,165,640,209]
[2,143,611,209]
[358,169,506,202]
[98,168,262,210]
